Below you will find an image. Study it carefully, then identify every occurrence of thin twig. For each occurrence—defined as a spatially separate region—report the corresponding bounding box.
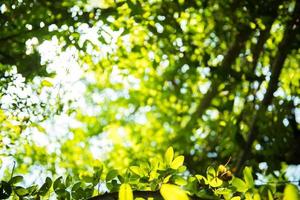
[10,161,16,179]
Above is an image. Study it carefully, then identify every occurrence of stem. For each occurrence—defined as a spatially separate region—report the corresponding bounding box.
[10,161,16,179]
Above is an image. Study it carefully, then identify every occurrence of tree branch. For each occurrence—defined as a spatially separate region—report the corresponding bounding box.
[184,26,252,131]
[88,191,162,200]
[235,0,300,174]
[87,190,213,200]
[234,18,275,150]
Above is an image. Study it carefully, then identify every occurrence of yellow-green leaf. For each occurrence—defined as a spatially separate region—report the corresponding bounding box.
[231,197,241,200]
[208,177,223,187]
[160,184,189,200]
[232,177,248,193]
[174,177,187,186]
[163,175,172,183]
[243,167,254,188]
[129,166,142,176]
[283,184,299,200]
[254,193,261,200]
[170,156,184,170]
[195,175,208,185]
[41,80,53,87]
[268,190,274,200]
[165,147,174,165]
[119,183,133,200]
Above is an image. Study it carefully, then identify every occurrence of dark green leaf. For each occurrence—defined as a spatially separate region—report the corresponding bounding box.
[9,176,23,185]
[0,181,12,199]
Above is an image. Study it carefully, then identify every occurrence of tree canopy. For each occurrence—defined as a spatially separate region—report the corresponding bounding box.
[0,0,300,199]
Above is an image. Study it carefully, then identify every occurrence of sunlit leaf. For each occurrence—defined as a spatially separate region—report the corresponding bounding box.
[170,156,184,170]
[207,167,216,177]
[160,184,189,200]
[174,176,187,186]
[129,166,143,176]
[268,190,274,200]
[253,193,261,200]
[243,167,254,188]
[119,183,133,200]
[208,177,223,188]
[163,175,172,183]
[41,80,53,87]
[165,147,174,165]
[195,174,208,185]
[283,184,299,200]
[232,177,248,193]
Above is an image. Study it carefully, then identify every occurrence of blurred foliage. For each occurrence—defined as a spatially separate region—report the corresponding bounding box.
[0,0,300,199]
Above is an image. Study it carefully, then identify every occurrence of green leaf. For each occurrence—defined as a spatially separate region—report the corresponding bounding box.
[207,166,216,177]
[93,166,103,185]
[118,175,125,183]
[206,166,222,187]
[106,170,118,181]
[178,165,187,173]
[71,187,84,200]
[268,190,274,200]
[81,175,94,183]
[283,184,299,200]
[163,175,172,183]
[165,147,174,165]
[119,183,133,200]
[14,186,28,196]
[56,189,70,200]
[174,176,187,186]
[129,166,143,176]
[195,174,208,185]
[253,193,261,200]
[208,177,223,187]
[9,176,23,184]
[232,177,248,193]
[39,177,52,196]
[71,182,81,192]
[160,184,189,200]
[243,167,254,188]
[26,185,38,195]
[170,156,184,170]
[215,188,232,195]
[53,176,65,192]
[83,187,93,198]
[65,175,72,187]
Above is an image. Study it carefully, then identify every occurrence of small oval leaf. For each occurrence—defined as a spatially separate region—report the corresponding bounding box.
[165,147,174,165]
[170,156,184,170]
